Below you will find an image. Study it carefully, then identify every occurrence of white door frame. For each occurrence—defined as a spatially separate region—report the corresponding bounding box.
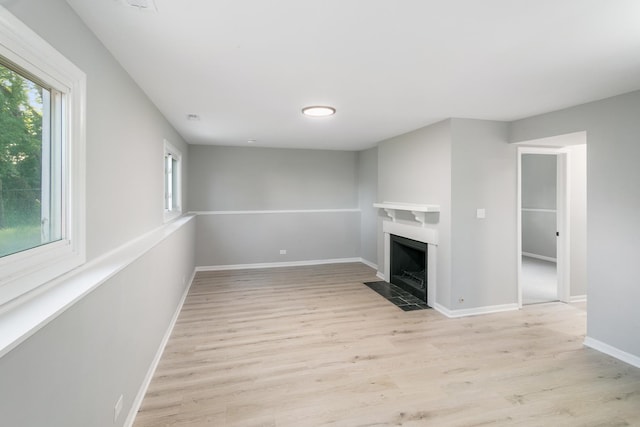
[517,147,571,307]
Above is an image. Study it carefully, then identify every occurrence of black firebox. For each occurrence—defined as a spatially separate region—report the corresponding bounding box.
[390,234,428,305]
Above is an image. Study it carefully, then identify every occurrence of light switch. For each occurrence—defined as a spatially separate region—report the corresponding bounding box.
[476,208,486,219]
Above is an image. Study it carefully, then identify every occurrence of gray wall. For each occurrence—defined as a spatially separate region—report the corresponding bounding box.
[189,145,361,266]
[522,154,557,209]
[195,212,359,266]
[377,119,517,311]
[189,145,357,210]
[0,2,195,426]
[450,119,517,309]
[358,147,378,266]
[522,154,557,258]
[0,220,195,427]
[511,90,640,359]
[377,120,453,306]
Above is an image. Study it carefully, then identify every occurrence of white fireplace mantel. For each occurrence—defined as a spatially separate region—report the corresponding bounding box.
[373,201,440,226]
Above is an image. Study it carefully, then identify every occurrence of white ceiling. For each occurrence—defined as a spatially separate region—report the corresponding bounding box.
[65,0,640,151]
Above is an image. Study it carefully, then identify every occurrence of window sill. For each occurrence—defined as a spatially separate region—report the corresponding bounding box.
[0,215,194,359]
[164,209,183,223]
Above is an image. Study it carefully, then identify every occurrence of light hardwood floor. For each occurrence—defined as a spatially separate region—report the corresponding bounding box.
[134,263,640,427]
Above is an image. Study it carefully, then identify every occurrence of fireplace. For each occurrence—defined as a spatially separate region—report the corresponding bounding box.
[380,218,437,308]
[390,234,428,304]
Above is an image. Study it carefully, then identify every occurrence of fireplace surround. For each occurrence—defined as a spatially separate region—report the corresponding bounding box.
[381,219,437,308]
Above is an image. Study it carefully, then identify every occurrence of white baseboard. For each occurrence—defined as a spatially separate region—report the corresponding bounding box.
[433,302,519,318]
[522,252,557,263]
[584,336,640,369]
[124,269,196,427]
[196,257,370,272]
[569,295,587,303]
[190,208,360,215]
[359,258,378,270]
[376,271,385,281]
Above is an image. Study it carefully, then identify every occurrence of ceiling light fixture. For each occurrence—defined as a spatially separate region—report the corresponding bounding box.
[124,0,157,11]
[302,106,336,117]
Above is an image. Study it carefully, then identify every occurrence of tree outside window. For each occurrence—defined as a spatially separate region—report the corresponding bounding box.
[0,63,58,257]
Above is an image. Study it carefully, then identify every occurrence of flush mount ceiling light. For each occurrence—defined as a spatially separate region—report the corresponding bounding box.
[124,0,157,11]
[302,106,336,117]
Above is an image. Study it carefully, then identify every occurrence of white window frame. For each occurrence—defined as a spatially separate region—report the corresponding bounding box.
[163,139,182,222]
[0,8,86,308]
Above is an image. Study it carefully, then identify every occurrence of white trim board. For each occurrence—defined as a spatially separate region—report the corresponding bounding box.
[359,258,378,271]
[569,295,587,303]
[125,268,196,427]
[522,252,558,263]
[521,208,557,213]
[190,208,360,215]
[196,257,367,272]
[433,302,519,319]
[584,337,640,369]
[0,215,195,359]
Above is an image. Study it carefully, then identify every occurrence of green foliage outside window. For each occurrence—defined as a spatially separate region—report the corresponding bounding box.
[0,63,45,256]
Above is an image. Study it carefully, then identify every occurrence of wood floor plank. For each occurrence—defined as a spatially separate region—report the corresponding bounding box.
[134,263,640,427]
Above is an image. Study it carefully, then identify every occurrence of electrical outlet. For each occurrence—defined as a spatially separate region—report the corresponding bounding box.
[114,394,123,422]
[279,249,287,255]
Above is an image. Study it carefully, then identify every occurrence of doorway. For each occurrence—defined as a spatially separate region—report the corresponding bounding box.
[520,152,559,304]
[516,132,588,309]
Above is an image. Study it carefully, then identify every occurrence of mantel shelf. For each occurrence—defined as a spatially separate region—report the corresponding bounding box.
[373,202,440,226]
[373,202,440,212]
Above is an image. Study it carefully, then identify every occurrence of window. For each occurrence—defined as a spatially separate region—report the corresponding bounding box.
[0,9,86,307]
[0,63,60,257]
[163,140,182,221]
